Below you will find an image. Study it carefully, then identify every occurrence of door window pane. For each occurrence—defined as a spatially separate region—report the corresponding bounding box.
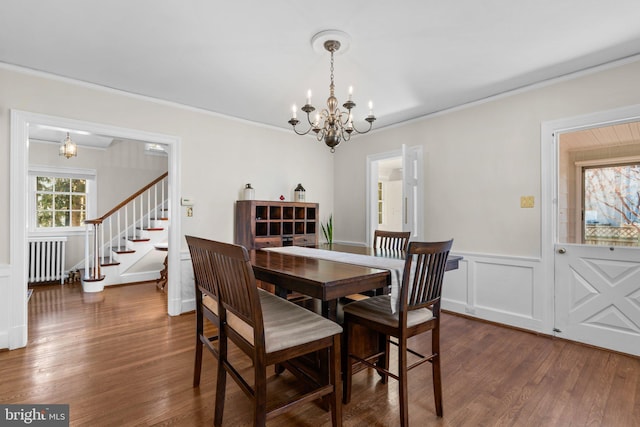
[584,164,640,246]
[558,122,640,245]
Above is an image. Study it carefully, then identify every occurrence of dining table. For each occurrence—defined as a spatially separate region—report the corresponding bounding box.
[248,242,461,392]
[250,242,461,319]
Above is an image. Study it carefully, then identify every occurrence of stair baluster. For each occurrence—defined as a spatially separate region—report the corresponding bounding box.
[81,173,169,288]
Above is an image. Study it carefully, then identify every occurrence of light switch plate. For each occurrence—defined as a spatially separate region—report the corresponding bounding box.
[520,196,534,208]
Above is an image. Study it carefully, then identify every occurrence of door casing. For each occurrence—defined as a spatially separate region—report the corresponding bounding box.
[9,110,182,349]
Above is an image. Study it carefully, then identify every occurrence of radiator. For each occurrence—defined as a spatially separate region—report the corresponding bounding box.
[28,237,68,284]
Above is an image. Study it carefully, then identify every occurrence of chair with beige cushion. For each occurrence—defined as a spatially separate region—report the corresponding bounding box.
[342,239,453,427]
[195,238,343,427]
[186,235,221,388]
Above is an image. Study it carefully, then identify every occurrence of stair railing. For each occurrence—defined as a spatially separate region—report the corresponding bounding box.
[83,172,169,281]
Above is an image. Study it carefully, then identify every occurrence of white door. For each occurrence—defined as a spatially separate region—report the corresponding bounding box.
[552,120,640,356]
[401,144,423,240]
[554,244,640,356]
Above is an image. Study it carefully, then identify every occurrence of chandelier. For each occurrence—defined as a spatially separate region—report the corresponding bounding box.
[288,32,376,152]
[59,132,77,159]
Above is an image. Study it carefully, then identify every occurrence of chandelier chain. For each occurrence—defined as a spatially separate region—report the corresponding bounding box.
[330,50,334,90]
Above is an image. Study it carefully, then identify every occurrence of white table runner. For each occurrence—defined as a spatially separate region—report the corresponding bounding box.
[262,246,406,312]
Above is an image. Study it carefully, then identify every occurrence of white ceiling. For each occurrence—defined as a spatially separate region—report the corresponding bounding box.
[2,1,640,135]
[28,124,115,149]
[560,121,640,151]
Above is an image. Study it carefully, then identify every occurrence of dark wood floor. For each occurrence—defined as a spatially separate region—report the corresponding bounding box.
[1,282,638,426]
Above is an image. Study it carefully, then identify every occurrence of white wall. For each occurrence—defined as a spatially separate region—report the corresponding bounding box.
[0,65,334,349]
[333,58,640,333]
[336,59,640,254]
[3,57,640,349]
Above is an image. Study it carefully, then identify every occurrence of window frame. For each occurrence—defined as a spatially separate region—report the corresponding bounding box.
[28,165,97,236]
[575,155,640,245]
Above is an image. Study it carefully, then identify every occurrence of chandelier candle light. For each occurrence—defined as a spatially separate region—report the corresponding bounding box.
[288,31,376,152]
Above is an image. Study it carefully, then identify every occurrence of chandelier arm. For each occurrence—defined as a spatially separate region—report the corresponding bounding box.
[291,124,314,136]
[341,127,352,142]
[348,120,374,135]
[319,108,331,122]
[305,111,318,127]
[334,108,351,127]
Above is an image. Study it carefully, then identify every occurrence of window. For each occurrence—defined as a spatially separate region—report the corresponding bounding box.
[36,176,86,228]
[583,162,640,246]
[29,166,96,234]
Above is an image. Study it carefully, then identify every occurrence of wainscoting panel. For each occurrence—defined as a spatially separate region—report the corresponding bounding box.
[442,258,469,310]
[442,252,545,333]
[178,249,548,334]
[475,260,534,317]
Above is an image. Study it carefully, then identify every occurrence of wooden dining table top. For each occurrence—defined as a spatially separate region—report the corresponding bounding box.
[249,243,461,302]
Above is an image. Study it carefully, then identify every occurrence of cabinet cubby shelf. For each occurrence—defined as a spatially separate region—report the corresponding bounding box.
[235,200,319,250]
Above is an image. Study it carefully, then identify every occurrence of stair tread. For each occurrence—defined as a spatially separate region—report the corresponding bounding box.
[114,247,135,254]
[101,261,120,267]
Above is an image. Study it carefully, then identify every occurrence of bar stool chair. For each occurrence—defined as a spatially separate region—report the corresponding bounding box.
[342,239,453,427]
[201,238,343,427]
[344,230,412,302]
[373,229,411,252]
[186,235,221,388]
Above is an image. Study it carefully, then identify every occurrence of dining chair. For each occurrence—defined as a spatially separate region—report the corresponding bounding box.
[200,238,343,427]
[373,229,411,252]
[344,230,412,302]
[342,239,453,427]
[186,235,221,388]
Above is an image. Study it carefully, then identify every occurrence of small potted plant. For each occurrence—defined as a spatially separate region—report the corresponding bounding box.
[321,214,333,245]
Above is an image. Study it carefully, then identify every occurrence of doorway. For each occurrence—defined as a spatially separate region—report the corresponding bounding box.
[544,108,640,356]
[9,110,182,349]
[376,157,403,231]
[366,145,424,246]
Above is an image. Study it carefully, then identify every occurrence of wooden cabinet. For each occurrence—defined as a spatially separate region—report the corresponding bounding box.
[235,200,319,250]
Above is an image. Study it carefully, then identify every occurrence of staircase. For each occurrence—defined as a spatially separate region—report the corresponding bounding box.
[82,173,169,292]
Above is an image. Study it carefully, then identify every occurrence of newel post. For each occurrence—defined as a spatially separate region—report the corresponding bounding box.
[82,219,105,291]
